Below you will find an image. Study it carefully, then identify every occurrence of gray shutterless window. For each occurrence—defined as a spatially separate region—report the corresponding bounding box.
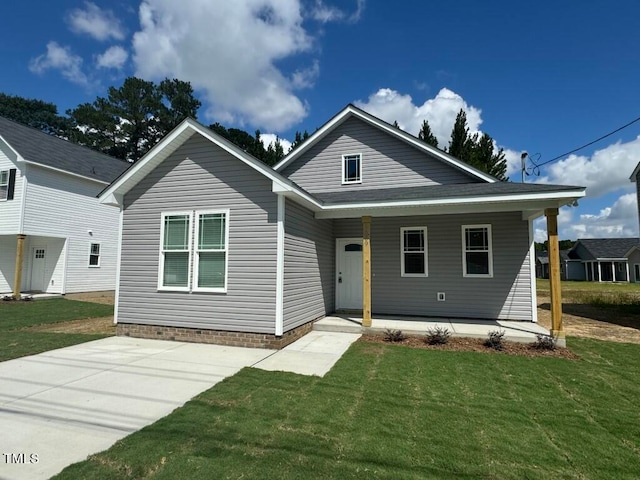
[342,154,362,184]
[401,227,428,276]
[159,210,229,292]
[462,224,493,277]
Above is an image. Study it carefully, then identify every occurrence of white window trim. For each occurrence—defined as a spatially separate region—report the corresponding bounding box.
[193,209,230,293]
[462,224,493,278]
[88,242,101,268]
[400,226,428,277]
[158,211,193,292]
[342,153,362,185]
[0,169,8,202]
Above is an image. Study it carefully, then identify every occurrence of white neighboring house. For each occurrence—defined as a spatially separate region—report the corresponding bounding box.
[0,116,129,295]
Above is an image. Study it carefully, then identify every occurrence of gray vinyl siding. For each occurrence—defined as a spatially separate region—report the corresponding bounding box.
[118,133,278,333]
[283,199,335,331]
[281,116,478,194]
[629,250,640,282]
[334,212,534,321]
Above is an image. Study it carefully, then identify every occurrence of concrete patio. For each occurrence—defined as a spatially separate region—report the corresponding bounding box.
[314,314,550,343]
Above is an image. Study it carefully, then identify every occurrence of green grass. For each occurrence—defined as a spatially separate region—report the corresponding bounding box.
[0,298,113,361]
[537,278,640,295]
[56,338,640,479]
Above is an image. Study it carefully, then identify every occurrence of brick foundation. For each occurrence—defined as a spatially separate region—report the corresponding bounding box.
[116,321,314,349]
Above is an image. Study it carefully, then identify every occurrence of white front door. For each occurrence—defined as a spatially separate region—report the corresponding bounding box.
[336,238,363,310]
[30,247,46,292]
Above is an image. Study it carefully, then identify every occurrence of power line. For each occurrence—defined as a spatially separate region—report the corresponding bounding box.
[527,114,640,175]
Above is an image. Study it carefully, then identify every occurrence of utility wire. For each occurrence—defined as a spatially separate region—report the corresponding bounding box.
[528,114,640,175]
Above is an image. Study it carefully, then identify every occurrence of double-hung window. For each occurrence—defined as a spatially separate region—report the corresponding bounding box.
[160,212,192,290]
[159,210,229,292]
[89,243,101,267]
[342,153,362,184]
[462,225,493,277]
[194,212,228,291]
[0,170,8,200]
[401,227,428,276]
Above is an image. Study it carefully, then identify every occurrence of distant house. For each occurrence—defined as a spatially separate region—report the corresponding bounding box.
[565,238,640,282]
[0,116,129,296]
[535,249,573,280]
[99,105,584,348]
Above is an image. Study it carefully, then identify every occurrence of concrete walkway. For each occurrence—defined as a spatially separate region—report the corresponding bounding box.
[315,314,550,343]
[0,337,274,480]
[0,332,361,479]
[253,331,361,376]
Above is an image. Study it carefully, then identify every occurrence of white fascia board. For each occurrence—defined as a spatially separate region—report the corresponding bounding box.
[274,105,497,183]
[0,135,23,164]
[624,245,640,257]
[22,160,110,185]
[315,193,584,219]
[321,189,585,211]
[594,257,630,261]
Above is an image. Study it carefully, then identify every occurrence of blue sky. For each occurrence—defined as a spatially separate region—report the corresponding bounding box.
[2,0,640,241]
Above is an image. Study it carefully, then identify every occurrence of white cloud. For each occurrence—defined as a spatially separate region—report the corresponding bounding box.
[536,136,640,198]
[96,45,128,69]
[29,42,91,87]
[354,87,483,149]
[260,133,292,153]
[132,0,318,131]
[534,194,639,241]
[67,1,125,41]
[310,0,365,23]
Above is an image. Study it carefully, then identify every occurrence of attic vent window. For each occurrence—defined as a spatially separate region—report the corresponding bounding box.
[342,154,362,184]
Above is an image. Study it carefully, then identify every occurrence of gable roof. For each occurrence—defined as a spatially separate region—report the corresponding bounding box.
[0,116,129,184]
[630,161,640,181]
[99,117,320,209]
[536,249,571,265]
[273,104,498,183]
[571,238,640,260]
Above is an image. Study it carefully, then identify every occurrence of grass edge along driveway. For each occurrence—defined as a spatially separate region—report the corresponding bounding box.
[56,337,640,479]
[0,298,113,362]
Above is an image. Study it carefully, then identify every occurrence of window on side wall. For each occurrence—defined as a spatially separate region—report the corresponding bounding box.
[194,212,228,292]
[342,153,362,184]
[462,225,493,277]
[0,170,8,200]
[158,210,229,292]
[401,227,428,276]
[159,212,192,290]
[89,243,101,267]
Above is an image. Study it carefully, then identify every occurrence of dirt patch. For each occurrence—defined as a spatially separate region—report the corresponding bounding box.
[360,334,577,359]
[537,295,640,344]
[29,316,116,335]
[65,291,115,305]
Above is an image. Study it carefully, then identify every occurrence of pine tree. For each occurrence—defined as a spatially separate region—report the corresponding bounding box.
[448,109,470,158]
[418,119,438,148]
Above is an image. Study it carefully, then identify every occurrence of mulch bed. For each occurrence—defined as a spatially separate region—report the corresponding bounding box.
[359,334,578,359]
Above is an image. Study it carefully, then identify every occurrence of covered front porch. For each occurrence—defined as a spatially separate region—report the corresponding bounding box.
[315,313,550,343]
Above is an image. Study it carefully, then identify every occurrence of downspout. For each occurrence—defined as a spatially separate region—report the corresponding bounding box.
[275,194,285,336]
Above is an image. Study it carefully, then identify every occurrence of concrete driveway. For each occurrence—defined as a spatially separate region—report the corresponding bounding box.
[0,337,274,480]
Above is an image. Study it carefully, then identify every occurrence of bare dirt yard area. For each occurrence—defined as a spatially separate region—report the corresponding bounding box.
[537,280,640,344]
[28,291,116,335]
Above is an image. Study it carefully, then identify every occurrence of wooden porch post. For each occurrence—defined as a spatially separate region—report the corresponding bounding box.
[362,216,372,327]
[545,208,565,345]
[13,234,26,299]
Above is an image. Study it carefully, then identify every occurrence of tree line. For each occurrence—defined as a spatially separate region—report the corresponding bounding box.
[0,76,506,179]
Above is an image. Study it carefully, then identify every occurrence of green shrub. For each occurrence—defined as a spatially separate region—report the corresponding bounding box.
[533,334,556,350]
[484,329,506,351]
[425,326,451,345]
[383,329,406,343]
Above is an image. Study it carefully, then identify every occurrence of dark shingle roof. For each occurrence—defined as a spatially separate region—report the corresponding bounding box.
[316,182,584,205]
[0,116,129,183]
[536,249,571,265]
[573,238,640,259]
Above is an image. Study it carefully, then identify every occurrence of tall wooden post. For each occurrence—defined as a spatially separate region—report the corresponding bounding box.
[545,209,565,346]
[13,234,26,299]
[362,216,372,327]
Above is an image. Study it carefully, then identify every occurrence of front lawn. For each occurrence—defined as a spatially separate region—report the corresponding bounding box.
[57,338,640,479]
[0,298,113,361]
